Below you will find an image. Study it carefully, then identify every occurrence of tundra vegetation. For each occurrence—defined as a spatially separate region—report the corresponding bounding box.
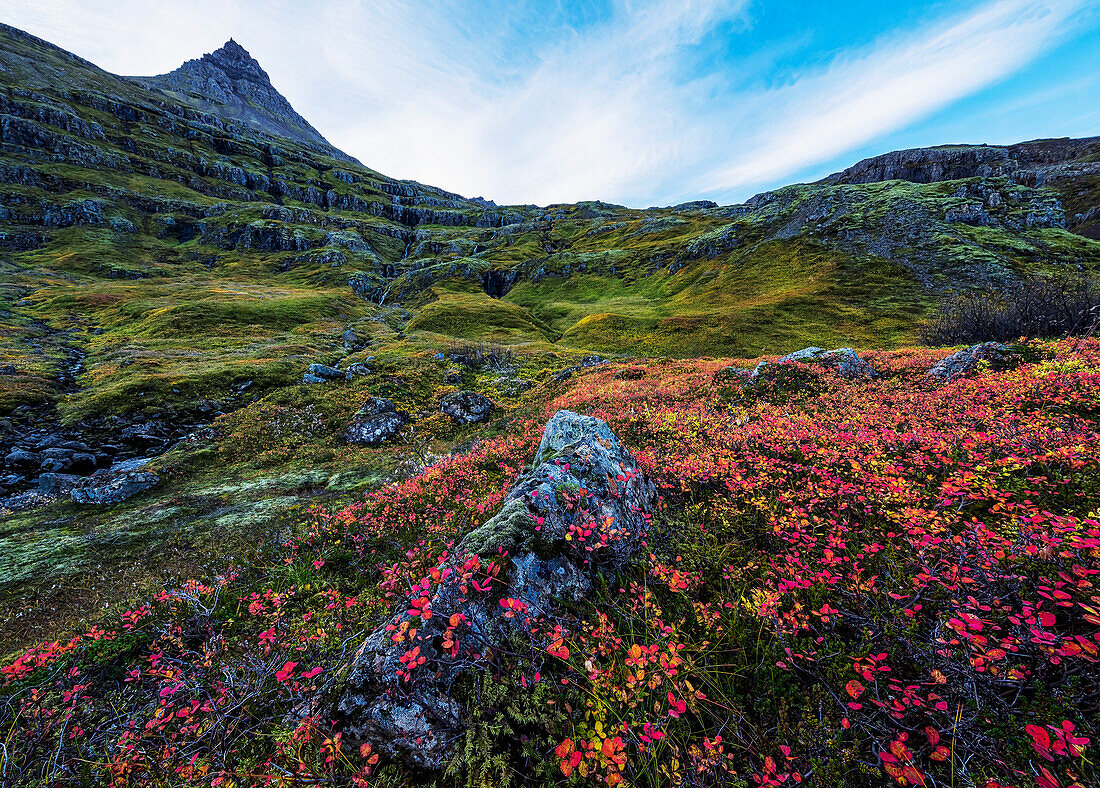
[1,22,1099,788]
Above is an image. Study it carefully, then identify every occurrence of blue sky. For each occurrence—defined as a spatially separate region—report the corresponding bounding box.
[2,0,1098,207]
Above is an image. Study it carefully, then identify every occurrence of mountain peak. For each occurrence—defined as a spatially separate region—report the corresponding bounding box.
[136,38,352,160]
[201,38,269,84]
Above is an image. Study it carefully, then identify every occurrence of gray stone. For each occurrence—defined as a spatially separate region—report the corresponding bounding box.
[439,391,495,424]
[343,398,409,446]
[752,346,875,379]
[928,342,1016,381]
[37,473,81,496]
[308,363,345,381]
[341,363,372,379]
[336,411,656,768]
[4,447,39,468]
[69,452,98,473]
[71,466,159,505]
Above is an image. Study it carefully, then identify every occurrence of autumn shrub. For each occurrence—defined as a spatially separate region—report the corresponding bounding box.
[2,341,1099,787]
[921,271,1100,345]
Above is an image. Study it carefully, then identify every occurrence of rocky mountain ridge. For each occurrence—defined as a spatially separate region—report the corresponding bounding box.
[135,38,350,162]
[824,136,1100,237]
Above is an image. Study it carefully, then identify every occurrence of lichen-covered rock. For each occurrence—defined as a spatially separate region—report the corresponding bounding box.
[927,342,1016,381]
[752,346,875,379]
[71,462,159,505]
[341,362,372,379]
[307,363,345,381]
[335,411,656,768]
[343,397,409,446]
[37,472,81,496]
[439,391,495,424]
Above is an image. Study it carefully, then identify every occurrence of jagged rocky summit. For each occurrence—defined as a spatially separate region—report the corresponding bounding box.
[335,410,657,768]
[136,39,347,159]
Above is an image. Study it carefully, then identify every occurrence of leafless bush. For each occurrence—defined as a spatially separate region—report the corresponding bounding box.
[445,341,516,371]
[921,271,1100,345]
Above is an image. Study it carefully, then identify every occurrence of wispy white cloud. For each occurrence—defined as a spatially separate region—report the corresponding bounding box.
[0,0,1092,205]
[692,0,1089,200]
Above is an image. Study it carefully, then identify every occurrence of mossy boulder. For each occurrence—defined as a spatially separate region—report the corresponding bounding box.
[927,342,1018,381]
[336,410,656,769]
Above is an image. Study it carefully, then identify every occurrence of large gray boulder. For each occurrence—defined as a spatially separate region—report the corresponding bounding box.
[439,390,495,424]
[336,410,656,768]
[928,342,1015,381]
[752,346,875,379]
[71,460,159,505]
[343,398,409,446]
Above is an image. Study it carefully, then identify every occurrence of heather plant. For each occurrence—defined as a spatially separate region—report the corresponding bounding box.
[2,341,1098,787]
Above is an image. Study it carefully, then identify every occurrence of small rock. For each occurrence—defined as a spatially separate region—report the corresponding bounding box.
[552,355,609,383]
[309,363,346,381]
[38,472,81,496]
[494,377,534,397]
[39,457,72,473]
[439,391,495,424]
[342,363,372,379]
[928,342,1016,381]
[753,347,875,379]
[4,447,39,469]
[302,373,327,384]
[69,452,97,473]
[343,397,410,446]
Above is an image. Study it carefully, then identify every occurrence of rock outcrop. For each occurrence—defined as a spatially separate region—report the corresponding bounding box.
[439,391,495,424]
[343,398,409,446]
[71,459,159,505]
[825,137,1100,188]
[752,347,875,379]
[336,411,657,768]
[927,342,1016,381]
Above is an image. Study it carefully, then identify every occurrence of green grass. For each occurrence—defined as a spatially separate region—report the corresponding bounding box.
[510,240,931,356]
[407,282,558,343]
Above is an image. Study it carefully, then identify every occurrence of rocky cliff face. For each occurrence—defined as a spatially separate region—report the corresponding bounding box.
[825,137,1100,238]
[137,39,348,161]
[825,137,1100,186]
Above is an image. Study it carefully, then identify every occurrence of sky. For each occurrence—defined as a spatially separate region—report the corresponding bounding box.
[2,0,1098,207]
